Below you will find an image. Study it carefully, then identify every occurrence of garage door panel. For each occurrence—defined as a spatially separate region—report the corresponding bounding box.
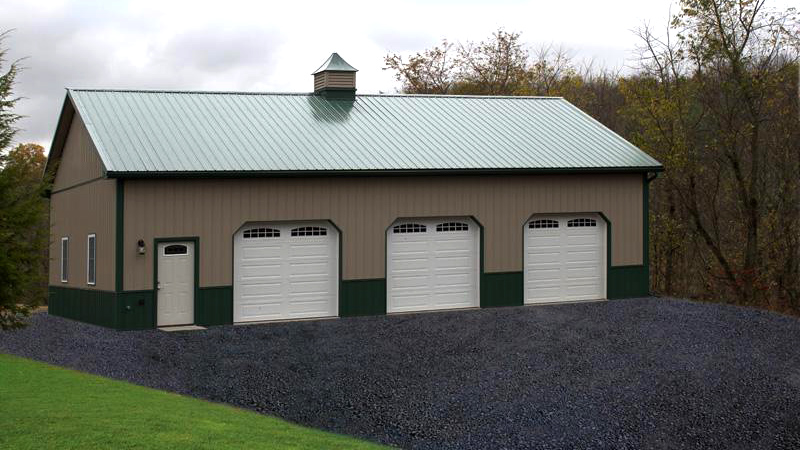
[240,300,283,317]
[433,272,472,284]
[288,278,331,293]
[391,276,430,289]
[288,242,329,256]
[434,295,473,308]
[241,244,282,257]
[288,263,332,276]
[526,269,561,282]
[529,238,562,249]
[392,262,428,273]
[525,214,605,304]
[387,218,479,313]
[234,222,338,323]
[566,252,601,264]
[390,294,430,311]
[239,282,281,295]
[527,286,561,302]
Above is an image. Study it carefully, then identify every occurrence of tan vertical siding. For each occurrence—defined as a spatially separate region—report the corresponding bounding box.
[52,114,105,191]
[49,179,116,290]
[123,174,643,290]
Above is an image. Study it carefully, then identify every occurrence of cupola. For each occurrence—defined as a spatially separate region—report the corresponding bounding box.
[312,53,357,101]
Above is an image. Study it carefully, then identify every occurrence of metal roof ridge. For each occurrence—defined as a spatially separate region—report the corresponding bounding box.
[68,88,563,100]
[359,93,563,100]
[67,88,316,96]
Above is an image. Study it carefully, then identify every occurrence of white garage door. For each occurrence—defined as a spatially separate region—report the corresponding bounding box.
[234,222,338,323]
[387,217,480,313]
[524,214,605,304]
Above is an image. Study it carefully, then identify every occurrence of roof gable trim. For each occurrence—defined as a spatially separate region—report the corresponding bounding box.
[44,92,109,181]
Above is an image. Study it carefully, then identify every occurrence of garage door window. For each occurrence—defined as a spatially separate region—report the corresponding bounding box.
[291,226,327,237]
[393,223,426,233]
[567,218,597,227]
[529,219,559,229]
[436,222,469,232]
[243,227,280,238]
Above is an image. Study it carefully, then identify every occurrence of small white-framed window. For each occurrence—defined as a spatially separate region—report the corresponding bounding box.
[436,222,469,232]
[530,219,559,229]
[567,218,597,227]
[393,223,427,234]
[87,234,96,285]
[60,237,69,283]
[291,226,327,237]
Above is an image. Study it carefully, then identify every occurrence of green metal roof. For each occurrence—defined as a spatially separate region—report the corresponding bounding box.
[59,89,662,176]
[312,53,358,74]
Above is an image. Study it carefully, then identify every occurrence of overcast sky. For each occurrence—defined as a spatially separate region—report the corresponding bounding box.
[0,0,787,150]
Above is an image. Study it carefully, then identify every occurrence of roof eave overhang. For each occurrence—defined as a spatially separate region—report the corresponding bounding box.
[106,166,665,179]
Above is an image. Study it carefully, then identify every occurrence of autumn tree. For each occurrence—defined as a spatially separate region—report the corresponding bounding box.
[455,29,529,95]
[384,40,459,94]
[0,32,50,329]
[625,0,800,306]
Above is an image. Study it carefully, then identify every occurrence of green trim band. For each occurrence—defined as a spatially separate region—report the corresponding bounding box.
[115,179,124,292]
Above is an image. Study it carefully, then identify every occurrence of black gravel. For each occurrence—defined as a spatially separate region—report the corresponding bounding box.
[3,297,800,449]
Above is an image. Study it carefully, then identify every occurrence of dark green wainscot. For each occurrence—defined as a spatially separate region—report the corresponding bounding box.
[481,272,524,307]
[340,279,386,317]
[607,265,649,299]
[196,286,233,326]
[48,287,153,330]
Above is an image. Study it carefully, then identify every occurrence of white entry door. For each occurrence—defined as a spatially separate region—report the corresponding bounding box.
[386,217,480,313]
[233,221,339,323]
[524,214,606,304]
[157,242,195,326]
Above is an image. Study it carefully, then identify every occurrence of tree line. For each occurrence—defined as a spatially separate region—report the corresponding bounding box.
[385,0,800,313]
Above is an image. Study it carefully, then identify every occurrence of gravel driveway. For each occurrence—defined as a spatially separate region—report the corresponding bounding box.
[2,297,800,449]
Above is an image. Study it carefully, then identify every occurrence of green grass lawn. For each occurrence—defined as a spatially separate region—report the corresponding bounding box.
[0,354,383,449]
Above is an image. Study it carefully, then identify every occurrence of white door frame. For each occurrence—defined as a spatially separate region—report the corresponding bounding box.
[155,239,196,326]
[523,213,607,303]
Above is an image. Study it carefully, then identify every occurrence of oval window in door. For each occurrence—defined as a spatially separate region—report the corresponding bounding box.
[164,244,188,256]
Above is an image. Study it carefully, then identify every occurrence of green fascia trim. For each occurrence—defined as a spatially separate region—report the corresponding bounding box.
[49,287,117,328]
[340,279,386,317]
[197,286,233,326]
[106,166,664,179]
[152,237,200,329]
[643,173,652,291]
[115,179,124,292]
[481,272,523,307]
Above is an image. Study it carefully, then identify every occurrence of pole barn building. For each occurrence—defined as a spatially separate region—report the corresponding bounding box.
[45,54,662,330]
